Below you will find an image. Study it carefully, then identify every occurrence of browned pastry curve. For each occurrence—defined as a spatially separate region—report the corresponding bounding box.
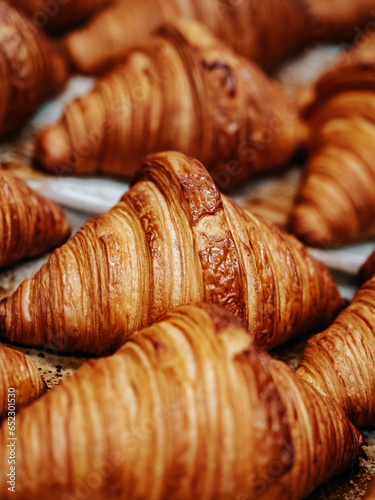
[297,272,375,427]
[8,0,112,30]
[63,0,309,74]
[0,152,343,355]
[0,343,46,420]
[0,169,71,268]
[36,19,306,189]
[0,303,364,500]
[289,60,375,247]
[0,1,69,135]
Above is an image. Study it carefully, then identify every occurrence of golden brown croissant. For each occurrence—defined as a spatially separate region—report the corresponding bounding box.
[297,270,375,427]
[0,343,46,420]
[63,0,309,74]
[9,0,112,30]
[0,1,69,135]
[289,58,375,247]
[0,303,364,500]
[0,169,71,268]
[0,152,343,355]
[36,19,306,189]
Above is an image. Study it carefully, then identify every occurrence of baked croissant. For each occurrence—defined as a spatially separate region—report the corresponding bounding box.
[297,268,375,427]
[0,1,69,135]
[0,152,343,355]
[0,303,364,500]
[0,344,46,420]
[9,0,112,30]
[36,19,306,189]
[0,169,71,268]
[63,0,309,74]
[289,59,375,247]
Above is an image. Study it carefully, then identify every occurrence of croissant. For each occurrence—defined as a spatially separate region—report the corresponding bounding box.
[0,169,71,268]
[0,1,69,135]
[0,152,343,355]
[0,303,364,500]
[0,344,46,420]
[297,268,375,427]
[8,0,112,30]
[36,19,306,189]
[289,58,375,247]
[62,0,309,74]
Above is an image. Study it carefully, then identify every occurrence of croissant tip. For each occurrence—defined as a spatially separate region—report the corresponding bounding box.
[35,126,72,177]
[63,32,97,74]
[289,204,334,248]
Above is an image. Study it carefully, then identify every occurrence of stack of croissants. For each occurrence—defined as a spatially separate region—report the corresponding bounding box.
[2,0,375,498]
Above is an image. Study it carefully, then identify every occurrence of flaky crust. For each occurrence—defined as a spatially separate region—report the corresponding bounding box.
[0,169,71,268]
[63,0,308,74]
[36,19,306,188]
[0,1,69,135]
[0,344,46,420]
[290,59,375,247]
[0,152,343,355]
[297,273,375,427]
[0,304,363,500]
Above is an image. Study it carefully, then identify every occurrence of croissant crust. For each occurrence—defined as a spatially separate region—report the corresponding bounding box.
[0,303,364,500]
[0,152,343,355]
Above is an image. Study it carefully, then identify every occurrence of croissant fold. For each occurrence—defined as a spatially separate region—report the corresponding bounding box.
[0,169,71,268]
[0,152,343,355]
[36,19,306,189]
[0,303,364,500]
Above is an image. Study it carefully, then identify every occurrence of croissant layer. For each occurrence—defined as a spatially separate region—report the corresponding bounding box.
[36,19,305,189]
[0,169,71,268]
[0,152,343,355]
[0,304,364,500]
